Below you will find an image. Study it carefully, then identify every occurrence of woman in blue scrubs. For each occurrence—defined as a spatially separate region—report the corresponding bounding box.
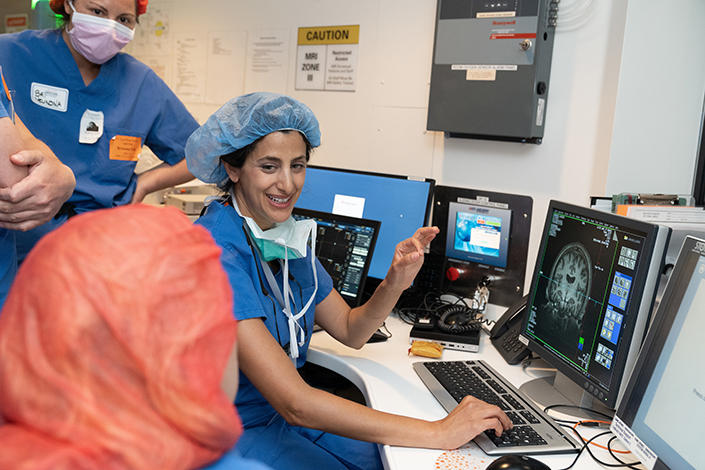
[0,0,198,259]
[186,93,513,470]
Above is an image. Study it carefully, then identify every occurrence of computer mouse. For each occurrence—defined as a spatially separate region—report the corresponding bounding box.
[366,328,389,343]
[485,454,551,470]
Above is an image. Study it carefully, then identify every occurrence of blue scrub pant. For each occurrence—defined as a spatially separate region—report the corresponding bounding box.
[237,415,385,470]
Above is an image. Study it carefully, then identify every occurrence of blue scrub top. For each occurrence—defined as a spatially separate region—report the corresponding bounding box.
[0,29,199,256]
[196,200,334,428]
[0,29,198,212]
[0,66,17,310]
[199,447,272,470]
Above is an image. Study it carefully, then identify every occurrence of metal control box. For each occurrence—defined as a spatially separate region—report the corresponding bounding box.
[427,0,556,143]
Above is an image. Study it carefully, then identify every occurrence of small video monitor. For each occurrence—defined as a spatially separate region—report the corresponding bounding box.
[446,201,512,269]
[519,200,670,413]
[292,208,380,308]
[421,185,533,307]
[611,236,704,470]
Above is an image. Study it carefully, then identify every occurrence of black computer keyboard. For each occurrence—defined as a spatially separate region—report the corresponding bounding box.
[413,360,580,455]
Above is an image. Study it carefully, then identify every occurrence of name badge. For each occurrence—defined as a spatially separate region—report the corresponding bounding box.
[109,135,142,161]
[31,82,69,112]
[79,109,104,144]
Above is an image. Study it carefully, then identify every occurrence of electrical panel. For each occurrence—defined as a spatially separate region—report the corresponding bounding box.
[427,0,557,143]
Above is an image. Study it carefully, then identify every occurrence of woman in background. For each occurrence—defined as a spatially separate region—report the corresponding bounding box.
[0,205,269,470]
[0,0,198,260]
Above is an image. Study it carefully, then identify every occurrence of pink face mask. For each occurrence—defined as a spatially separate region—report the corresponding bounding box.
[66,1,135,65]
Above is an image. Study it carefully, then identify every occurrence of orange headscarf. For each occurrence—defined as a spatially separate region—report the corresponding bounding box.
[50,0,149,16]
[0,205,241,470]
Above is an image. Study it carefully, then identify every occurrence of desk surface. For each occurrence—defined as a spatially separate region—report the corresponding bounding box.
[308,308,643,470]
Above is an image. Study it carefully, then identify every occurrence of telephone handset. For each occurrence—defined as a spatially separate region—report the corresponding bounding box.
[490,294,531,365]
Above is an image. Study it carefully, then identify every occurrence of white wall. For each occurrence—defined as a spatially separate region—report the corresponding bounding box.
[130,0,702,289]
[605,0,705,196]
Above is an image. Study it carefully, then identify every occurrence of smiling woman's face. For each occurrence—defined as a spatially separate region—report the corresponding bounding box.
[225,131,307,231]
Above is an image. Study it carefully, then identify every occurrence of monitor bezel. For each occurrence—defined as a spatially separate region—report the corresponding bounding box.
[292,207,381,308]
[521,200,666,409]
[298,164,436,290]
[614,236,704,470]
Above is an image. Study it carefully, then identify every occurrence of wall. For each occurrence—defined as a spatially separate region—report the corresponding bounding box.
[2,0,703,290]
[125,0,634,286]
[605,0,705,196]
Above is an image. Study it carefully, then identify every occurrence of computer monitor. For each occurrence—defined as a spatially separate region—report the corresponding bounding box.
[296,165,435,290]
[611,236,704,470]
[419,185,533,307]
[292,208,380,308]
[519,200,670,414]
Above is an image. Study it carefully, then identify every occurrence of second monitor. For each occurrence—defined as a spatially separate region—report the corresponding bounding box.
[292,208,380,308]
[295,165,435,291]
[519,200,671,414]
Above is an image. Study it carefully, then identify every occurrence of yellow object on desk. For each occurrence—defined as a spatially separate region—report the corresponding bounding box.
[408,340,444,358]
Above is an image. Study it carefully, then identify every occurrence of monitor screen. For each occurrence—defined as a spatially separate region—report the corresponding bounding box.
[422,186,532,307]
[446,201,512,268]
[612,236,704,470]
[295,165,434,285]
[292,208,380,308]
[520,200,670,410]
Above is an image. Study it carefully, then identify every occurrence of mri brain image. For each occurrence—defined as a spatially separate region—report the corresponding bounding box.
[541,242,592,341]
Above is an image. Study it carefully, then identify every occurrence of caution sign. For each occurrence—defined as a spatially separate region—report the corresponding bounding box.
[296,25,359,92]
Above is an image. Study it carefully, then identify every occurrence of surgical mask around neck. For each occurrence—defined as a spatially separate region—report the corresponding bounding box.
[67,1,135,65]
[231,191,315,263]
[232,193,318,362]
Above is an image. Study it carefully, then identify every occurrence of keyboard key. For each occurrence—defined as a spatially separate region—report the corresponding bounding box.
[473,366,491,380]
[504,395,525,410]
[505,411,527,425]
[485,426,547,447]
[520,410,541,424]
[487,379,507,394]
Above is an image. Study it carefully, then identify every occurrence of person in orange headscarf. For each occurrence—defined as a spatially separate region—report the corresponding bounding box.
[0,205,270,470]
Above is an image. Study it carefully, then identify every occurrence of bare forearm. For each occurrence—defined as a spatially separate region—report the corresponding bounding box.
[0,118,29,188]
[289,386,443,448]
[132,159,194,203]
[342,279,405,348]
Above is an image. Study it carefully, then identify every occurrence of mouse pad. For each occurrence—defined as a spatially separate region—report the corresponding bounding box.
[435,442,495,470]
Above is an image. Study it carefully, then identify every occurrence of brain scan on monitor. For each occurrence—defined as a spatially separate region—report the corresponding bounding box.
[538,242,593,343]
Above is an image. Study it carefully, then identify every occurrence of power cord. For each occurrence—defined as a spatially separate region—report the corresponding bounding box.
[542,404,642,470]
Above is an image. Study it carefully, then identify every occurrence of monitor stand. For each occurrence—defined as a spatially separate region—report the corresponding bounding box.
[518,371,615,420]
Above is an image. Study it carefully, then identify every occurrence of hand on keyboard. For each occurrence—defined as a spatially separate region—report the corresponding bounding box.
[434,395,513,450]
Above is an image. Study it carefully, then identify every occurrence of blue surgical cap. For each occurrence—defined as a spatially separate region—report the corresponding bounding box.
[185,92,321,184]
